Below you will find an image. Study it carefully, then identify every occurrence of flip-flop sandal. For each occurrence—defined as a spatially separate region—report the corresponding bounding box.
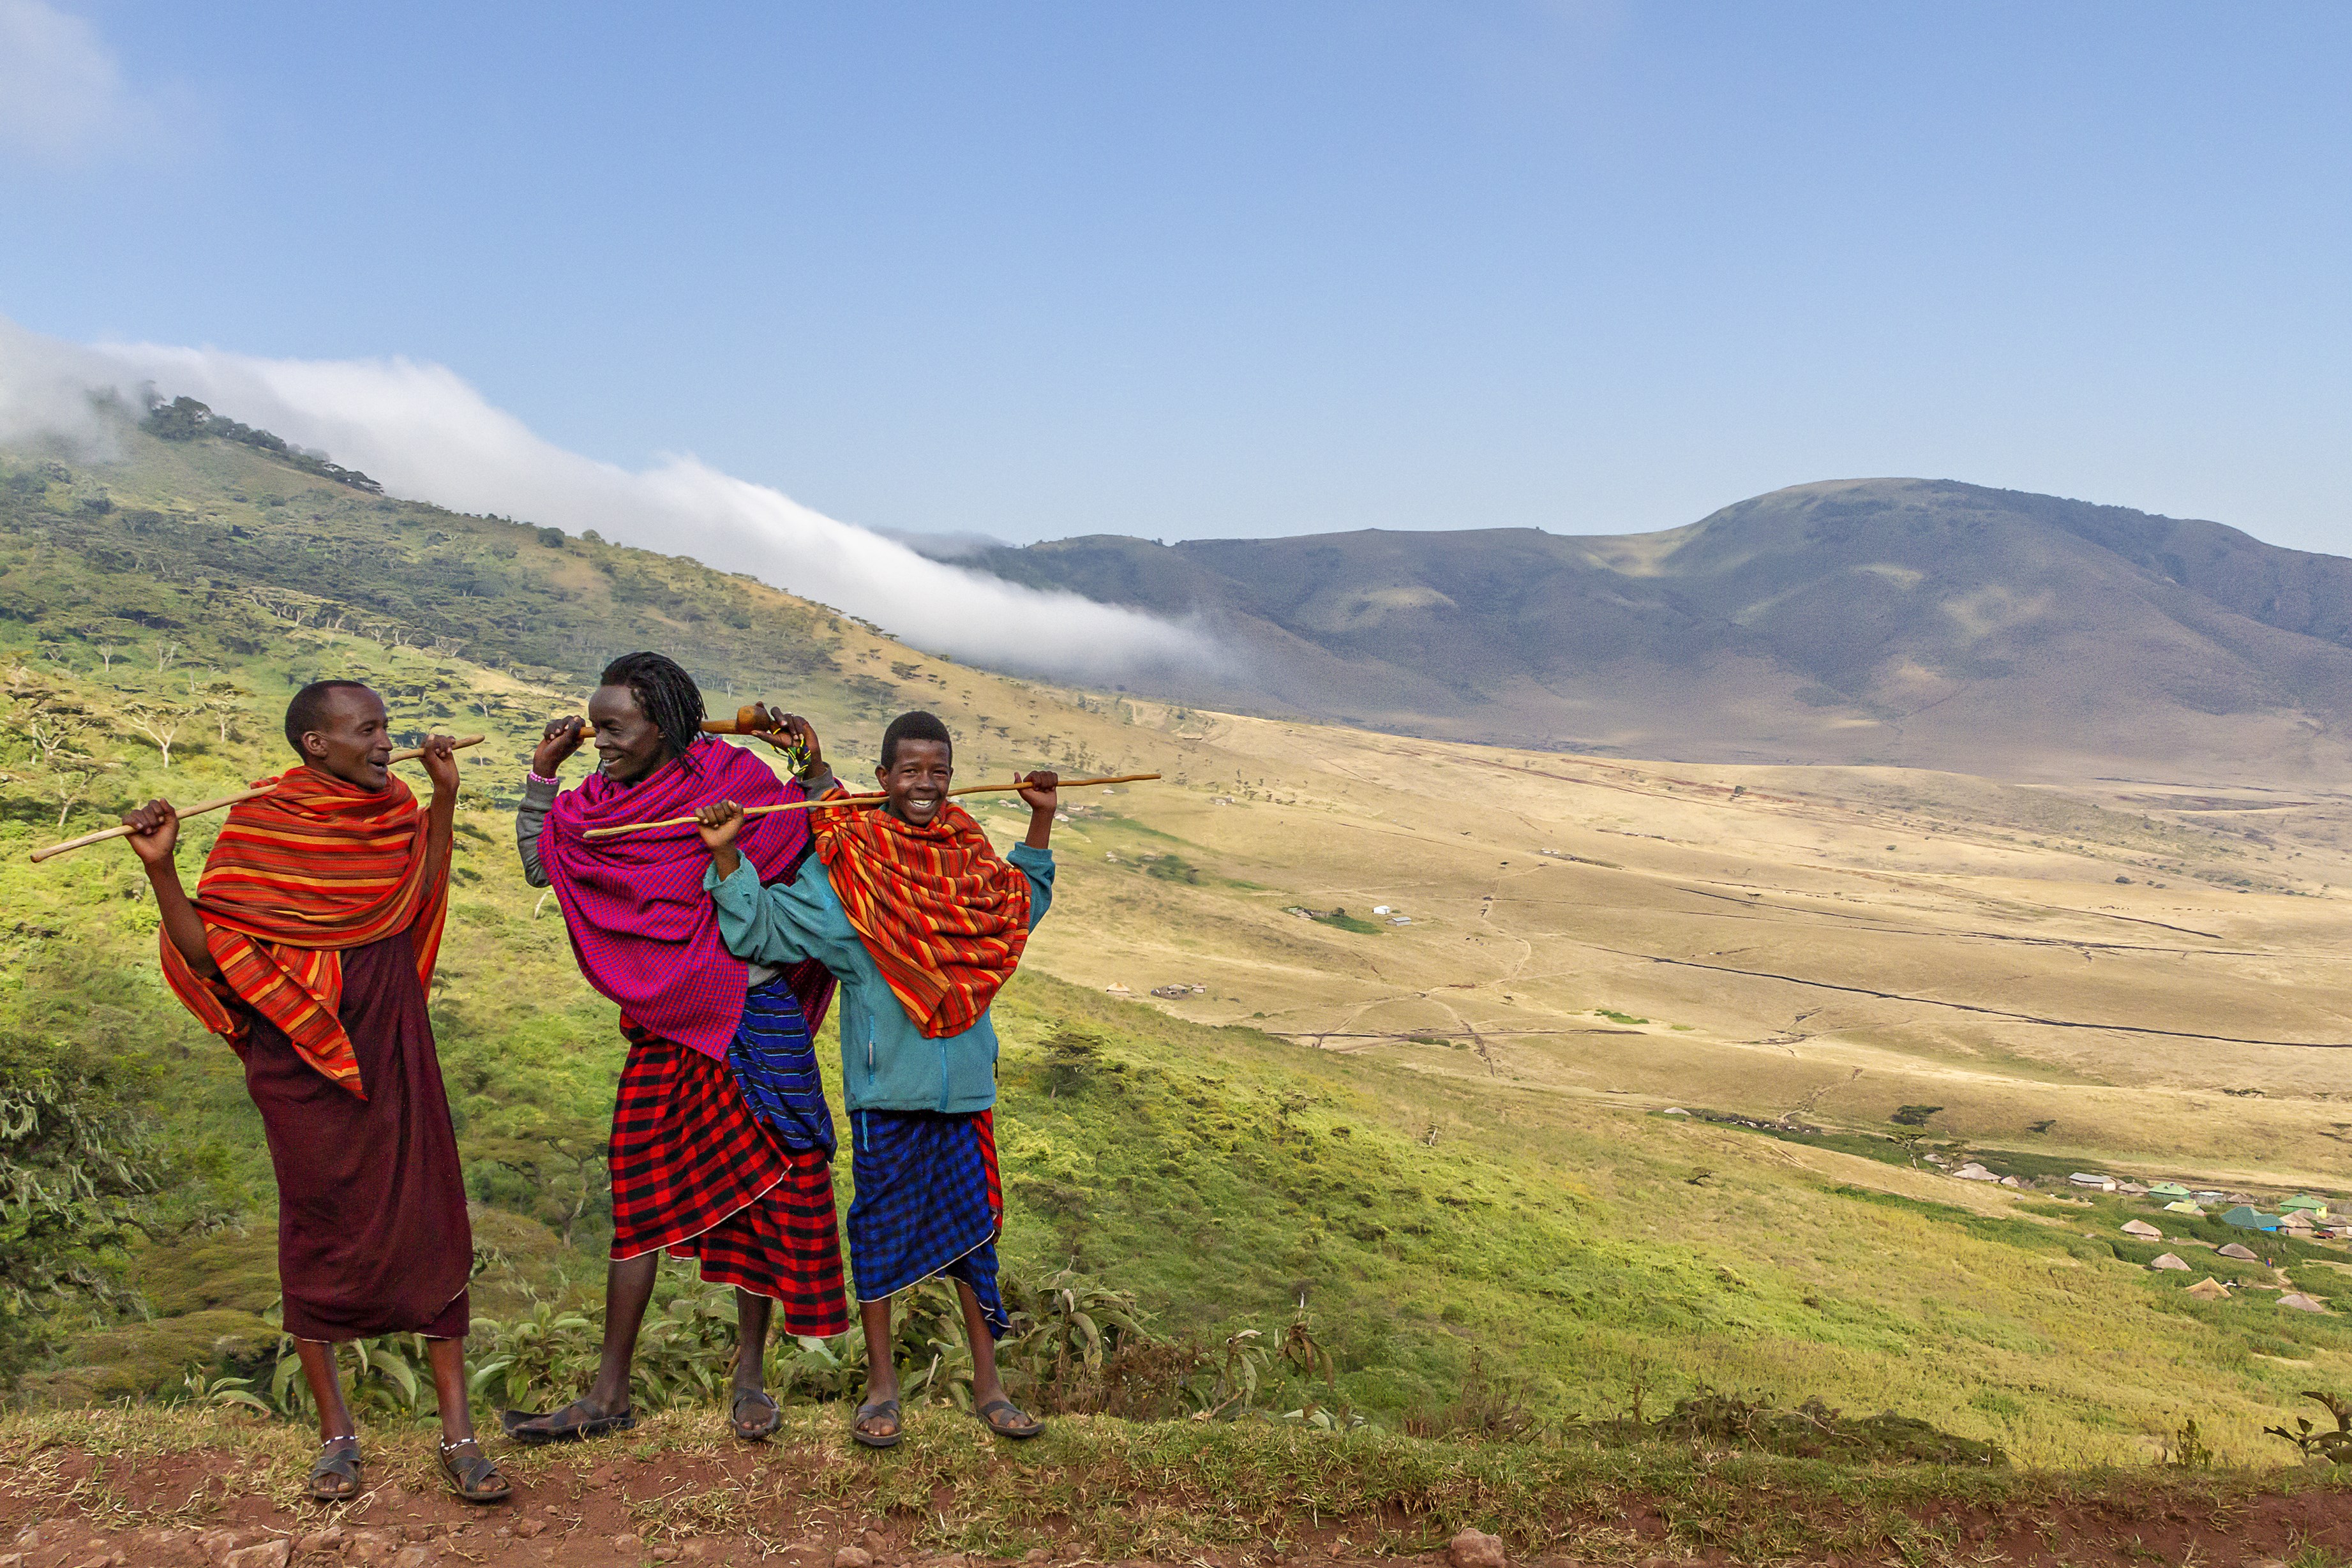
[307,1435,361,1502]
[438,1437,513,1504]
[975,1398,1044,1440]
[852,1398,903,1450]
[501,1398,636,1445]
[730,1387,782,1442]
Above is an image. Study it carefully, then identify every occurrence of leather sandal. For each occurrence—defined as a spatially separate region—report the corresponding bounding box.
[307,1435,361,1502]
[438,1437,513,1504]
[731,1387,782,1442]
[975,1398,1044,1439]
[852,1397,903,1450]
[501,1397,636,1445]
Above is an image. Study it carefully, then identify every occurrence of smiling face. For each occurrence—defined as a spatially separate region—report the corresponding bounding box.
[298,685,393,791]
[876,737,954,826]
[588,682,673,784]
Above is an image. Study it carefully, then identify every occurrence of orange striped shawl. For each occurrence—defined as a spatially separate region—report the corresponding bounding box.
[159,766,451,1097]
[810,802,1030,1039]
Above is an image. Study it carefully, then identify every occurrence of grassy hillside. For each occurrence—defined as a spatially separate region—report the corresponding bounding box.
[5,422,2352,1470]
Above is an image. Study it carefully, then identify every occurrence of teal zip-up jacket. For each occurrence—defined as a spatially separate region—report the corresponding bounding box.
[703,841,1054,1114]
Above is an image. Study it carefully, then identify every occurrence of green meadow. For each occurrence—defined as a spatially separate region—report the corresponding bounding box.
[7,417,2352,1476]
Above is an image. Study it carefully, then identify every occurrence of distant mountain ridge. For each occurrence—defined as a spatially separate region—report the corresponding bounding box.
[955,479,2352,780]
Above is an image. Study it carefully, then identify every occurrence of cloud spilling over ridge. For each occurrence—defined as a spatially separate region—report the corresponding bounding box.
[0,317,1213,680]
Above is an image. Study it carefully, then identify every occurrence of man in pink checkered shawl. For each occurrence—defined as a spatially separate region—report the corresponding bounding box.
[506,652,843,1446]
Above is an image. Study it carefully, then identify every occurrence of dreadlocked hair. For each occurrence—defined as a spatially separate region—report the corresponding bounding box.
[599,652,706,763]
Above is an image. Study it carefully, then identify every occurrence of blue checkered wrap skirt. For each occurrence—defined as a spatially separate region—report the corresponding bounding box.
[846,1108,1007,1338]
[728,975,835,1156]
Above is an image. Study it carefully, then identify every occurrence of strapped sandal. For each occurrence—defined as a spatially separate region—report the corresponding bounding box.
[852,1397,903,1450]
[307,1434,361,1502]
[975,1398,1044,1440]
[438,1437,513,1505]
[730,1387,782,1442]
[501,1398,636,1445]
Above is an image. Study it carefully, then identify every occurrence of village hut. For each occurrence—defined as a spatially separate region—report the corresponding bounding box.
[2185,1277,2231,1301]
[2281,1195,2330,1217]
[2279,1293,2329,1313]
[2149,1253,2191,1271]
[2120,1218,2163,1239]
[2069,1172,2118,1190]
[2163,1200,2205,1217]
[2222,1206,2280,1232]
[2148,1182,2193,1200]
[2218,1241,2261,1261]
[2279,1209,2317,1232]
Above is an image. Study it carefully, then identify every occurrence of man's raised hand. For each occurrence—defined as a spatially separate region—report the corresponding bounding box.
[750,705,825,777]
[120,798,181,866]
[533,715,587,777]
[420,733,461,795]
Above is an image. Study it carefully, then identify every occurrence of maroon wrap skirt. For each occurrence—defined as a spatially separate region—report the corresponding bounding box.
[241,928,472,1341]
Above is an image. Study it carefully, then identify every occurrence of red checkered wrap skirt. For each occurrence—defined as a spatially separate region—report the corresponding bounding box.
[609,1024,850,1338]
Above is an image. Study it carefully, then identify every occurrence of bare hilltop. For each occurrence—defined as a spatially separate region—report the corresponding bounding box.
[959,479,2352,782]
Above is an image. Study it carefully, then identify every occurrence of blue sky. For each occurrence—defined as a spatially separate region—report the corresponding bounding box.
[3,1,2348,550]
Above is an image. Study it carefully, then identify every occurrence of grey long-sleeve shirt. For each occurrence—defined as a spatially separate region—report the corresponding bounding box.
[514,774,559,886]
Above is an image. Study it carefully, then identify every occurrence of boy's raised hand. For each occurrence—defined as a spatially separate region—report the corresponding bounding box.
[1017,770,1060,849]
[696,800,747,849]
[1015,769,1060,814]
[696,800,748,880]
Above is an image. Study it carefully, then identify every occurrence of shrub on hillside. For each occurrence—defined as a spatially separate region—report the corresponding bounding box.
[0,1032,167,1376]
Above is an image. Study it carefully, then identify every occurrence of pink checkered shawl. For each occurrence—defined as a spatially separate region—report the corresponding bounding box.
[540,736,833,1061]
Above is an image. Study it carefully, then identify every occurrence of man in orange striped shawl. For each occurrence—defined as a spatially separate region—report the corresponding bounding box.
[695,710,1058,1449]
[121,680,507,1506]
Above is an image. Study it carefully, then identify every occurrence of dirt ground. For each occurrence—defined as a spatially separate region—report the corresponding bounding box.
[6,1444,2352,1568]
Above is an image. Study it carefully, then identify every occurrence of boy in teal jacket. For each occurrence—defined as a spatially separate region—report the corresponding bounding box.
[698,711,1056,1448]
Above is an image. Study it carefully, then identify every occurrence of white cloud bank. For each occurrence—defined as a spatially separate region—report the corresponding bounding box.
[0,317,1214,681]
[0,0,172,165]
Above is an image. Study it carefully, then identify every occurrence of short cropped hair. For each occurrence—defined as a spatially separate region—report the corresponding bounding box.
[284,680,374,756]
[880,710,953,770]
[599,652,706,762]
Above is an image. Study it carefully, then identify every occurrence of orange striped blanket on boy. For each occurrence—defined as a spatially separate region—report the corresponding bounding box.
[809,801,1030,1038]
[159,766,452,1098]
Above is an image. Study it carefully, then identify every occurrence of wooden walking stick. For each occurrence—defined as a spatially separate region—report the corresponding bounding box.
[583,772,1164,840]
[28,735,488,862]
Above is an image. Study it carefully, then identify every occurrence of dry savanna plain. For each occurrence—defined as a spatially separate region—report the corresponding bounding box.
[1038,707,2352,1185]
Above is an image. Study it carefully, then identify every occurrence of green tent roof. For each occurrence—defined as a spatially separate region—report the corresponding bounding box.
[2222,1206,2281,1230]
[2280,1195,2328,1213]
[2149,1182,2192,1198]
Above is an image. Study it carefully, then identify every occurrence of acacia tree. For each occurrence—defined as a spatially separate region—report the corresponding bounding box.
[47,753,116,829]
[123,701,193,768]
[198,681,249,744]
